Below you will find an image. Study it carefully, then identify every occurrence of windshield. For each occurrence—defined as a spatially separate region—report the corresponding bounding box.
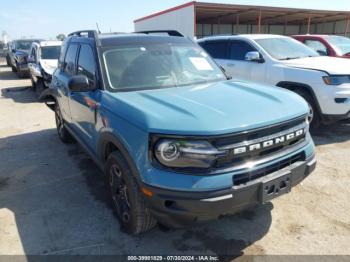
[256,37,319,60]
[325,36,350,56]
[41,46,61,59]
[16,41,33,51]
[103,43,226,91]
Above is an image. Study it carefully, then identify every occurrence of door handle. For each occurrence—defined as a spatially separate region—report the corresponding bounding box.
[227,63,235,67]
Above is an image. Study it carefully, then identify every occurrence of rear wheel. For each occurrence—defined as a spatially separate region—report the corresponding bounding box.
[105,151,156,234]
[55,104,74,144]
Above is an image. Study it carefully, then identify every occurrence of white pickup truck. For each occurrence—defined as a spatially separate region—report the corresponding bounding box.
[198,34,350,128]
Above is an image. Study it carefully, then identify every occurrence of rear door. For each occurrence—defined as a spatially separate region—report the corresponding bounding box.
[54,43,79,121]
[68,43,100,148]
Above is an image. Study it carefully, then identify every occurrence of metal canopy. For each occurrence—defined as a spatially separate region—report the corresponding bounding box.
[195,2,350,25]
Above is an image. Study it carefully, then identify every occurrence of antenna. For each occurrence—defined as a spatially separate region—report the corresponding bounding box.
[96,23,101,34]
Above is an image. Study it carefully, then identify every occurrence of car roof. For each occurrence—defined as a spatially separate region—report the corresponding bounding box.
[68,33,192,47]
[198,34,290,42]
[292,34,331,38]
[13,39,43,43]
[38,40,62,47]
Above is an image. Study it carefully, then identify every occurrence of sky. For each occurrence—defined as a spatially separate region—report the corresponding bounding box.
[1,0,350,40]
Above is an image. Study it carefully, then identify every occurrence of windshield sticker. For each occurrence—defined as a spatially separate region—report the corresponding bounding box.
[189,57,213,71]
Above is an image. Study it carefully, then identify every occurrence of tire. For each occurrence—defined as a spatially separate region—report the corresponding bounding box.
[105,151,156,234]
[55,104,74,144]
[30,76,36,89]
[35,79,45,98]
[294,89,320,130]
[11,64,17,72]
[6,55,11,66]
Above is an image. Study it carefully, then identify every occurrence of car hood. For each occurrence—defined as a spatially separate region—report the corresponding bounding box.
[40,59,58,75]
[282,56,350,75]
[106,80,308,135]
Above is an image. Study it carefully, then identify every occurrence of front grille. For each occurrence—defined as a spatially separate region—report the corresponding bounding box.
[233,152,305,186]
[212,116,307,169]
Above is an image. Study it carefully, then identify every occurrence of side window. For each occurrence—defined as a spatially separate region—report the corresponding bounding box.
[304,40,328,55]
[58,39,69,69]
[63,44,78,76]
[201,41,228,59]
[229,40,256,61]
[77,44,96,87]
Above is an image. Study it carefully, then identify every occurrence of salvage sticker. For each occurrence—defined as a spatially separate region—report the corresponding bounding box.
[189,57,213,71]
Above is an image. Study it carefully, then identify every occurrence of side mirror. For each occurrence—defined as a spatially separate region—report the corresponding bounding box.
[245,51,264,63]
[68,75,94,92]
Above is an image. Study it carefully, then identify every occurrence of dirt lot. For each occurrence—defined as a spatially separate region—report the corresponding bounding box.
[0,57,349,259]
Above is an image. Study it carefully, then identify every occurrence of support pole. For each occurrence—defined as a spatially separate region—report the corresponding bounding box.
[307,16,311,34]
[236,14,240,34]
[283,16,288,35]
[258,9,262,33]
[345,16,349,36]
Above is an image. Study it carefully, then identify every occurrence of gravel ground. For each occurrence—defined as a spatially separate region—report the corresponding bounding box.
[0,57,349,259]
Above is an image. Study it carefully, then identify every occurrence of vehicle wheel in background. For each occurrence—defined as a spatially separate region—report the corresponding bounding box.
[105,151,157,234]
[35,79,45,98]
[294,89,320,130]
[6,55,11,66]
[11,64,17,72]
[55,104,74,144]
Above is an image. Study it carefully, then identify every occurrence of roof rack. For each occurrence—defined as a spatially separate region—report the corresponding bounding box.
[68,30,101,46]
[135,30,184,37]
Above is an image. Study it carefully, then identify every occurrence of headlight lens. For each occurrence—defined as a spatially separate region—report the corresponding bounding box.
[154,139,226,169]
[323,75,350,85]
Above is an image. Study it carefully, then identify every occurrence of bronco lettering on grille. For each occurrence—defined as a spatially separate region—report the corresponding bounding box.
[233,129,304,155]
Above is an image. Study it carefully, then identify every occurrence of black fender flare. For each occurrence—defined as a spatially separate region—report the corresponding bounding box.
[39,88,58,111]
[276,81,323,115]
[98,131,142,184]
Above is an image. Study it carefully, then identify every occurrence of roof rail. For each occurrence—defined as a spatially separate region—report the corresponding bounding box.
[68,30,101,46]
[135,30,184,37]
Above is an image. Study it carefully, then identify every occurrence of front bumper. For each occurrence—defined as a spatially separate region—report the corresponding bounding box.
[144,154,316,228]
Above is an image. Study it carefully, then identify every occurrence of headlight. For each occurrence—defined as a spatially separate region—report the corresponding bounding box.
[323,75,350,85]
[154,139,226,169]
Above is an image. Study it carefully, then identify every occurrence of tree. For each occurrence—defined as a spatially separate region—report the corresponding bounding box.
[56,34,66,41]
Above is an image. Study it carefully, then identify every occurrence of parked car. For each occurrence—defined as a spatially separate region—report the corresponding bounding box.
[28,40,62,96]
[198,34,350,129]
[5,42,12,66]
[8,39,42,78]
[42,30,316,234]
[292,34,350,58]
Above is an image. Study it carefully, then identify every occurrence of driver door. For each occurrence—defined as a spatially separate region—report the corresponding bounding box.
[227,40,267,83]
[68,44,100,149]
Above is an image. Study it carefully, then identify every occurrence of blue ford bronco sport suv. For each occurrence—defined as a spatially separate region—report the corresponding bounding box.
[45,30,316,234]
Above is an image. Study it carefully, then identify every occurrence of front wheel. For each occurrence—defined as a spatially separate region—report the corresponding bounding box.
[55,104,74,144]
[294,90,320,130]
[105,151,156,234]
[6,55,11,66]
